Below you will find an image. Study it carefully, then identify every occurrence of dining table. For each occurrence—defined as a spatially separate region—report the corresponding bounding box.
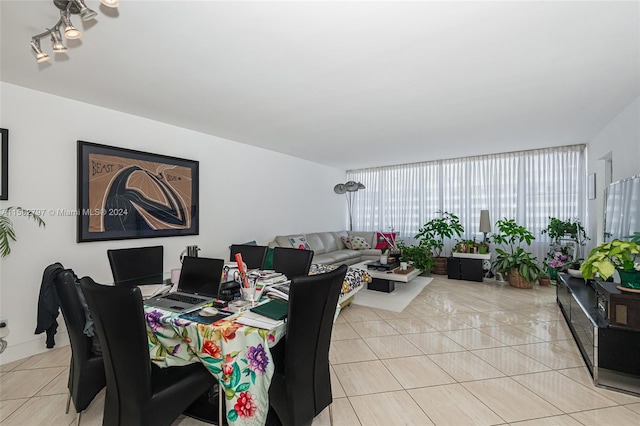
[144,302,287,426]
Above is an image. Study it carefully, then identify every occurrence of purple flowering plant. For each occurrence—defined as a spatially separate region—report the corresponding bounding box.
[549,251,567,268]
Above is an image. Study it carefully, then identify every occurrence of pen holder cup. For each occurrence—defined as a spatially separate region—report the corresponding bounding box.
[241,287,256,305]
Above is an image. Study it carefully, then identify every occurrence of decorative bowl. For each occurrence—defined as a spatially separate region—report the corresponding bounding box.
[567,268,582,278]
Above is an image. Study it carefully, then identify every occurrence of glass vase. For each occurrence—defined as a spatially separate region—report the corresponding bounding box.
[548,267,559,280]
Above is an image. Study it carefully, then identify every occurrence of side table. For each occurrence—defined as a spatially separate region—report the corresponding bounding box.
[448,252,491,282]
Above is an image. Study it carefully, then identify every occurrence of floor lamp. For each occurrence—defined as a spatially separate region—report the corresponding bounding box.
[479,210,493,278]
[334,181,365,231]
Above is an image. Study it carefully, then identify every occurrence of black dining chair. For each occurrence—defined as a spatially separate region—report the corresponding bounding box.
[107,245,163,286]
[272,246,314,279]
[80,277,217,426]
[268,264,348,426]
[229,244,268,269]
[53,269,106,426]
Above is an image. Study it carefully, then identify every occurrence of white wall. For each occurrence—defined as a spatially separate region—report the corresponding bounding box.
[586,96,640,248]
[0,82,346,363]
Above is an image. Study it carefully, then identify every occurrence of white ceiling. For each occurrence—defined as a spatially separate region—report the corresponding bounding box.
[1,1,639,170]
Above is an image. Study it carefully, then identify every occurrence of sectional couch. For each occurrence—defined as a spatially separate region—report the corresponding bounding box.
[268,231,383,265]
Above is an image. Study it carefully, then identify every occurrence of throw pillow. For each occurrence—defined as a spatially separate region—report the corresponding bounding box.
[375,232,396,249]
[348,235,371,250]
[289,235,311,250]
[341,236,353,249]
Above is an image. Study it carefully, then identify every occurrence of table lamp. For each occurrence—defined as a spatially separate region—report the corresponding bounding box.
[479,210,491,243]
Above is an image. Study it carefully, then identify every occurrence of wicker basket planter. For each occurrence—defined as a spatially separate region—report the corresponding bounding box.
[508,268,534,289]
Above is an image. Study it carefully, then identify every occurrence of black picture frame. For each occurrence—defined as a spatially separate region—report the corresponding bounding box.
[1,128,8,200]
[77,141,199,242]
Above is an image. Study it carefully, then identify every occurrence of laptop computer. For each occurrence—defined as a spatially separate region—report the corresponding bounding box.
[145,256,224,312]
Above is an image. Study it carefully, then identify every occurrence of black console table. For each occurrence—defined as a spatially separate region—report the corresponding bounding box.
[447,253,490,282]
[557,274,640,396]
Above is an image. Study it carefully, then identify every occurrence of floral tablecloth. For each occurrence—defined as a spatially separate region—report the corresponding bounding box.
[144,305,286,426]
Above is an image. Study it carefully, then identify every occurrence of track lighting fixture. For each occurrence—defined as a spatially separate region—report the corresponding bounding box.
[30,39,51,63]
[30,0,119,63]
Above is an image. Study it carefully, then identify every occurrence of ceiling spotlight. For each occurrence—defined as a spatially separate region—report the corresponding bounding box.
[74,0,97,21]
[50,28,68,52]
[30,39,51,63]
[101,0,120,7]
[31,0,119,65]
[61,11,82,39]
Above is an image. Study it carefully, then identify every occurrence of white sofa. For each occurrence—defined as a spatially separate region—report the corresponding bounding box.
[268,231,383,265]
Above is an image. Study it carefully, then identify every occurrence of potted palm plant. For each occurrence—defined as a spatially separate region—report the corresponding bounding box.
[491,218,541,288]
[0,207,46,257]
[414,211,464,275]
[580,239,640,289]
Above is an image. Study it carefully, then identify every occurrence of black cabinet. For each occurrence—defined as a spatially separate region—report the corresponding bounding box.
[557,275,640,395]
[447,257,484,282]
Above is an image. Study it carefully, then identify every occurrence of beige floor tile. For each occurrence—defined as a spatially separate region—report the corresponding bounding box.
[555,367,640,405]
[451,312,505,327]
[384,317,435,334]
[478,325,544,346]
[1,394,76,425]
[510,414,583,425]
[471,347,551,376]
[511,342,585,370]
[331,360,402,396]
[569,405,640,425]
[625,402,640,414]
[421,315,471,331]
[331,322,360,341]
[363,335,421,359]
[457,300,503,312]
[462,377,562,422]
[35,367,69,396]
[0,367,65,400]
[0,358,28,373]
[550,338,581,356]
[485,310,535,325]
[409,383,504,425]
[17,346,71,370]
[512,371,617,412]
[349,390,434,425]
[404,303,447,317]
[445,328,506,350]
[329,338,378,364]
[404,332,467,355]
[330,366,346,399]
[382,355,455,389]
[0,399,28,422]
[350,320,398,338]
[512,321,572,342]
[312,397,361,426]
[429,351,505,382]
[340,306,382,323]
[370,308,415,320]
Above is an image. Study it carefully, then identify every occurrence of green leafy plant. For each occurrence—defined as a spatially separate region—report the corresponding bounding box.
[397,241,434,273]
[627,232,640,244]
[491,218,541,283]
[414,211,464,257]
[580,239,640,280]
[542,217,589,245]
[0,207,46,257]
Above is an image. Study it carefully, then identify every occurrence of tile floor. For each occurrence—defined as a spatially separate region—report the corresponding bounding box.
[2,276,640,425]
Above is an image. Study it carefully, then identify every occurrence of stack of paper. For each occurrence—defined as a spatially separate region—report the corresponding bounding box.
[138,284,171,299]
[234,311,284,329]
[266,282,291,301]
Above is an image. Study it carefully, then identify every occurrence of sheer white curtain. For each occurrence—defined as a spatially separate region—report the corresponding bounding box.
[347,145,586,262]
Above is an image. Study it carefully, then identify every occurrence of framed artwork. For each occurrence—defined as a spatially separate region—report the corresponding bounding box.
[1,128,7,200]
[588,173,596,200]
[77,141,199,242]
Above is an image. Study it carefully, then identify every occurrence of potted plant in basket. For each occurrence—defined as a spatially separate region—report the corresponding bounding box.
[538,262,551,287]
[491,218,541,289]
[580,239,640,289]
[414,211,464,275]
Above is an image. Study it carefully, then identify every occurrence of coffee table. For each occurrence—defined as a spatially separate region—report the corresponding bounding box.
[351,260,422,293]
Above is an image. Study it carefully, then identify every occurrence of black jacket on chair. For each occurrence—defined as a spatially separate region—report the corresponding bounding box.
[34,262,64,348]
